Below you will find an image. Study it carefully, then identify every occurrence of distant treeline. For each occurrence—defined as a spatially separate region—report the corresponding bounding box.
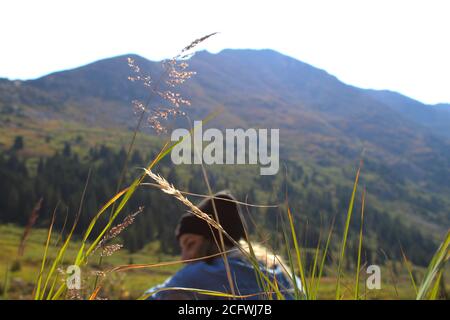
[0,140,437,268]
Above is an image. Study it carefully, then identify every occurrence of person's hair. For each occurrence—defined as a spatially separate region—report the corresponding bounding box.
[175,190,246,247]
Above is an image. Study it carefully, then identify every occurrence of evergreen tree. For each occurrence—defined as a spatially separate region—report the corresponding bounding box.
[11,136,24,151]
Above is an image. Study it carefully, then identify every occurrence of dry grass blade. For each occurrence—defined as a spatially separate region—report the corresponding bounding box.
[400,246,418,295]
[88,285,103,301]
[380,249,399,298]
[140,183,279,208]
[143,168,222,231]
[110,248,239,273]
[94,206,144,254]
[144,168,285,298]
[139,286,268,301]
[178,32,219,57]
[129,33,217,133]
[191,129,237,298]
[18,198,42,257]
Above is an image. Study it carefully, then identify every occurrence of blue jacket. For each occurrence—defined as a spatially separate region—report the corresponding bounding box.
[145,255,302,300]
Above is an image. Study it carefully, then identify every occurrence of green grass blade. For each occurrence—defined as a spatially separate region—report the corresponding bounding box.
[417,229,450,300]
[280,212,302,299]
[354,187,366,300]
[46,171,91,300]
[77,111,221,266]
[241,216,272,299]
[51,113,222,299]
[44,212,80,300]
[34,208,56,300]
[314,217,335,299]
[308,232,322,299]
[287,206,309,299]
[336,161,362,299]
[428,270,443,300]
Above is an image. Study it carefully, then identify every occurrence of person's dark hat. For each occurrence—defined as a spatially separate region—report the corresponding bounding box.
[175,190,245,247]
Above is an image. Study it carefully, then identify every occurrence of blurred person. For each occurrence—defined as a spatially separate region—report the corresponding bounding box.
[145,190,301,300]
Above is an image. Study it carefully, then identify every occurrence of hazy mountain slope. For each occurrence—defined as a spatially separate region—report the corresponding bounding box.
[435,103,450,113]
[0,49,449,235]
[364,89,450,139]
[182,50,450,198]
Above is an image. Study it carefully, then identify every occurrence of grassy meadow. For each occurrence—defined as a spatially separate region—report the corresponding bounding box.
[0,224,177,300]
[1,223,447,300]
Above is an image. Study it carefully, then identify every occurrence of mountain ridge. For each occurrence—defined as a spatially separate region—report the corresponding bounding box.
[0,49,449,237]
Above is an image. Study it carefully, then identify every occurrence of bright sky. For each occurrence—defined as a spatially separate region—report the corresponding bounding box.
[0,0,449,104]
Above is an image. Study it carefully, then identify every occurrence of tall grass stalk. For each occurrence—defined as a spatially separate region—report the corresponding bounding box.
[336,160,362,299]
[313,218,335,299]
[354,187,366,300]
[279,211,302,299]
[37,170,90,299]
[308,221,323,297]
[401,246,418,295]
[35,109,220,300]
[144,168,286,299]
[286,206,309,299]
[188,115,237,298]
[34,208,56,299]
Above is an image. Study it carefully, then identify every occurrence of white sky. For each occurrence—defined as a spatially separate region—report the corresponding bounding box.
[0,0,449,104]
